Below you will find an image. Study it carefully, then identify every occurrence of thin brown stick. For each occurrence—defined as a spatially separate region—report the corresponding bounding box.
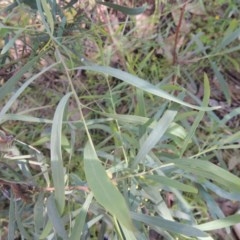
[0,180,90,203]
[172,1,187,65]
[42,185,89,193]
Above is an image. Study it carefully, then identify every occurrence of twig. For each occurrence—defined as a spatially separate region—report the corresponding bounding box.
[172,1,187,65]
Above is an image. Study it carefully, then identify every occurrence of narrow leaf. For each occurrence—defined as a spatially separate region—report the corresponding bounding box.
[210,62,231,104]
[51,92,72,214]
[16,204,31,238]
[1,114,53,124]
[133,109,177,167]
[0,55,40,102]
[0,62,58,122]
[8,193,15,240]
[34,193,45,235]
[47,195,69,239]
[84,141,134,230]
[173,159,240,192]
[74,65,220,111]
[36,0,51,34]
[197,214,240,231]
[39,221,53,239]
[131,212,209,238]
[69,193,93,240]
[41,0,54,34]
[1,29,25,54]
[138,175,198,193]
[180,73,210,155]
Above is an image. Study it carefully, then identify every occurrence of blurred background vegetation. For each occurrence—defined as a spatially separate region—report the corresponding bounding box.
[0,0,240,239]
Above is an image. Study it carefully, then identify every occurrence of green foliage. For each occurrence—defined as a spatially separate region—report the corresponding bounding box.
[0,0,240,239]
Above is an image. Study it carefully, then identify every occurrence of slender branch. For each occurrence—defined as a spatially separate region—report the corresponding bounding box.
[172,1,187,65]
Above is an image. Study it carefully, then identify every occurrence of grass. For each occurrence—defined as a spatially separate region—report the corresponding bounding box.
[0,0,240,239]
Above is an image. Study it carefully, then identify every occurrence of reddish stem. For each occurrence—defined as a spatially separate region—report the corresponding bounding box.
[172,1,187,65]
